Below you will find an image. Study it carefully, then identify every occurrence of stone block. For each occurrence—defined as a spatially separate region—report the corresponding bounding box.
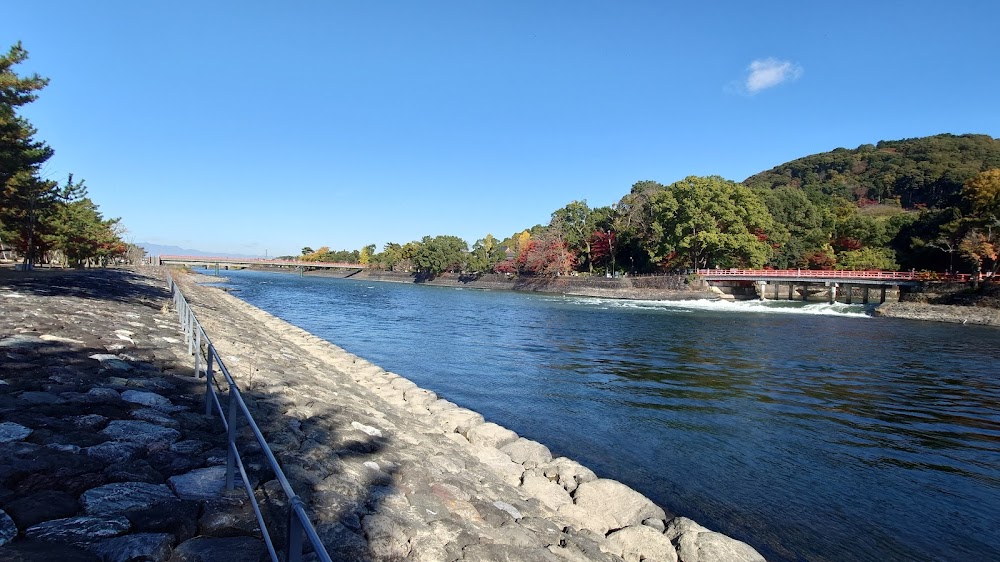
[502,438,553,465]
[572,478,665,529]
[466,422,518,449]
[664,517,766,562]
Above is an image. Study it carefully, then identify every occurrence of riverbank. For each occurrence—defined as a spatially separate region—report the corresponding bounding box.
[873,302,1000,326]
[326,269,720,301]
[173,269,766,561]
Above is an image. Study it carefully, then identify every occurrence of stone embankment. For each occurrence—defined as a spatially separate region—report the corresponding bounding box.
[874,302,1000,326]
[0,267,766,561]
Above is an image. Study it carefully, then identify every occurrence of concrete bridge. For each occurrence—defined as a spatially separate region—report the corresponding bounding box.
[696,269,971,304]
[157,255,367,271]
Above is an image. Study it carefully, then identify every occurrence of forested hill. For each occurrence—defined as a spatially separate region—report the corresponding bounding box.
[743,134,1000,208]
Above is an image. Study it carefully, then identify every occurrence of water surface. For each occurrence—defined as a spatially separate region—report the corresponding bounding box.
[218,269,1000,561]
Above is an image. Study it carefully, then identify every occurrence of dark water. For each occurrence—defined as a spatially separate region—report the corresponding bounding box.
[218,269,1000,562]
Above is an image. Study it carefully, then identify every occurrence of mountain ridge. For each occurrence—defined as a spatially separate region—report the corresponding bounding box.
[742,133,1000,208]
[137,243,264,259]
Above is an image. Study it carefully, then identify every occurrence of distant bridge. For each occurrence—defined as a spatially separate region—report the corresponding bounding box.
[695,268,971,303]
[157,255,367,270]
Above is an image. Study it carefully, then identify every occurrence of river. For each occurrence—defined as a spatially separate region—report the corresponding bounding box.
[215,269,1000,561]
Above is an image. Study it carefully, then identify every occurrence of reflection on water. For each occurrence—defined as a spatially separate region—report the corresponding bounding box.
[221,270,1000,562]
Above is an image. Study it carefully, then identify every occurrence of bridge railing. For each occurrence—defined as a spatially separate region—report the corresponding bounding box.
[159,255,365,268]
[695,269,971,282]
[165,271,332,562]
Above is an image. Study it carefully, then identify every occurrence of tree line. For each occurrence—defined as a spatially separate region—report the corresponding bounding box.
[302,151,999,281]
[0,43,134,268]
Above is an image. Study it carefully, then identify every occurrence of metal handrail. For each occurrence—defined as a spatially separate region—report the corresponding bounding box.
[165,271,332,562]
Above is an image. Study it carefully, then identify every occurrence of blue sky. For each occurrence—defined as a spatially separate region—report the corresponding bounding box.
[6,1,999,256]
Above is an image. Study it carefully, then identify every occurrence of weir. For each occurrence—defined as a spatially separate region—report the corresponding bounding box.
[746,279,897,304]
[695,269,962,304]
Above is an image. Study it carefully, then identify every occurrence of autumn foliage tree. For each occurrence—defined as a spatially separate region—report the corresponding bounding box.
[959,169,1000,279]
[301,246,360,263]
[589,230,617,273]
[959,227,999,281]
[359,243,376,266]
[804,249,837,270]
[517,234,576,275]
[468,234,505,273]
[961,169,1000,219]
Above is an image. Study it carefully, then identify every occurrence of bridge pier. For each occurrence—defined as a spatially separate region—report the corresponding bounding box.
[756,281,767,301]
[862,286,870,304]
[880,286,887,304]
[844,284,853,305]
[827,282,838,304]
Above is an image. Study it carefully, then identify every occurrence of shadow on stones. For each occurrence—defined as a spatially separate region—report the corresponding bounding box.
[0,268,172,308]
[0,334,227,560]
[235,388,395,562]
[0,272,398,562]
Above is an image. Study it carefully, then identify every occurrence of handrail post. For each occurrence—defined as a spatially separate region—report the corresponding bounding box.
[287,499,305,562]
[225,382,239,491]
[181,301,188,343]
[205,348,215,416]
[194,329,202,374]
[187,312,195,355]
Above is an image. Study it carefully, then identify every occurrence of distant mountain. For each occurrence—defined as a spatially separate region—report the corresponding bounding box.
[137,243,264,259]
[743,133,1000,208]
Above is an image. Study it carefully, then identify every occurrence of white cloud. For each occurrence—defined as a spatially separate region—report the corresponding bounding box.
[744,58,803,94]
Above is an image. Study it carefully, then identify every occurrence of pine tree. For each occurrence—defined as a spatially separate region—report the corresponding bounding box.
[0,42,57,268]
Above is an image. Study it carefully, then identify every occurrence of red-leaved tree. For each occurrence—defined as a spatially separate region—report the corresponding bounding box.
[803,250,836,270]
[518,235,576,276]
[590,230,617,272]
[494,259,517,274]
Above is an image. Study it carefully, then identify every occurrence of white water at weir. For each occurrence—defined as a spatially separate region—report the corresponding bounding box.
[559,296,872,318]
